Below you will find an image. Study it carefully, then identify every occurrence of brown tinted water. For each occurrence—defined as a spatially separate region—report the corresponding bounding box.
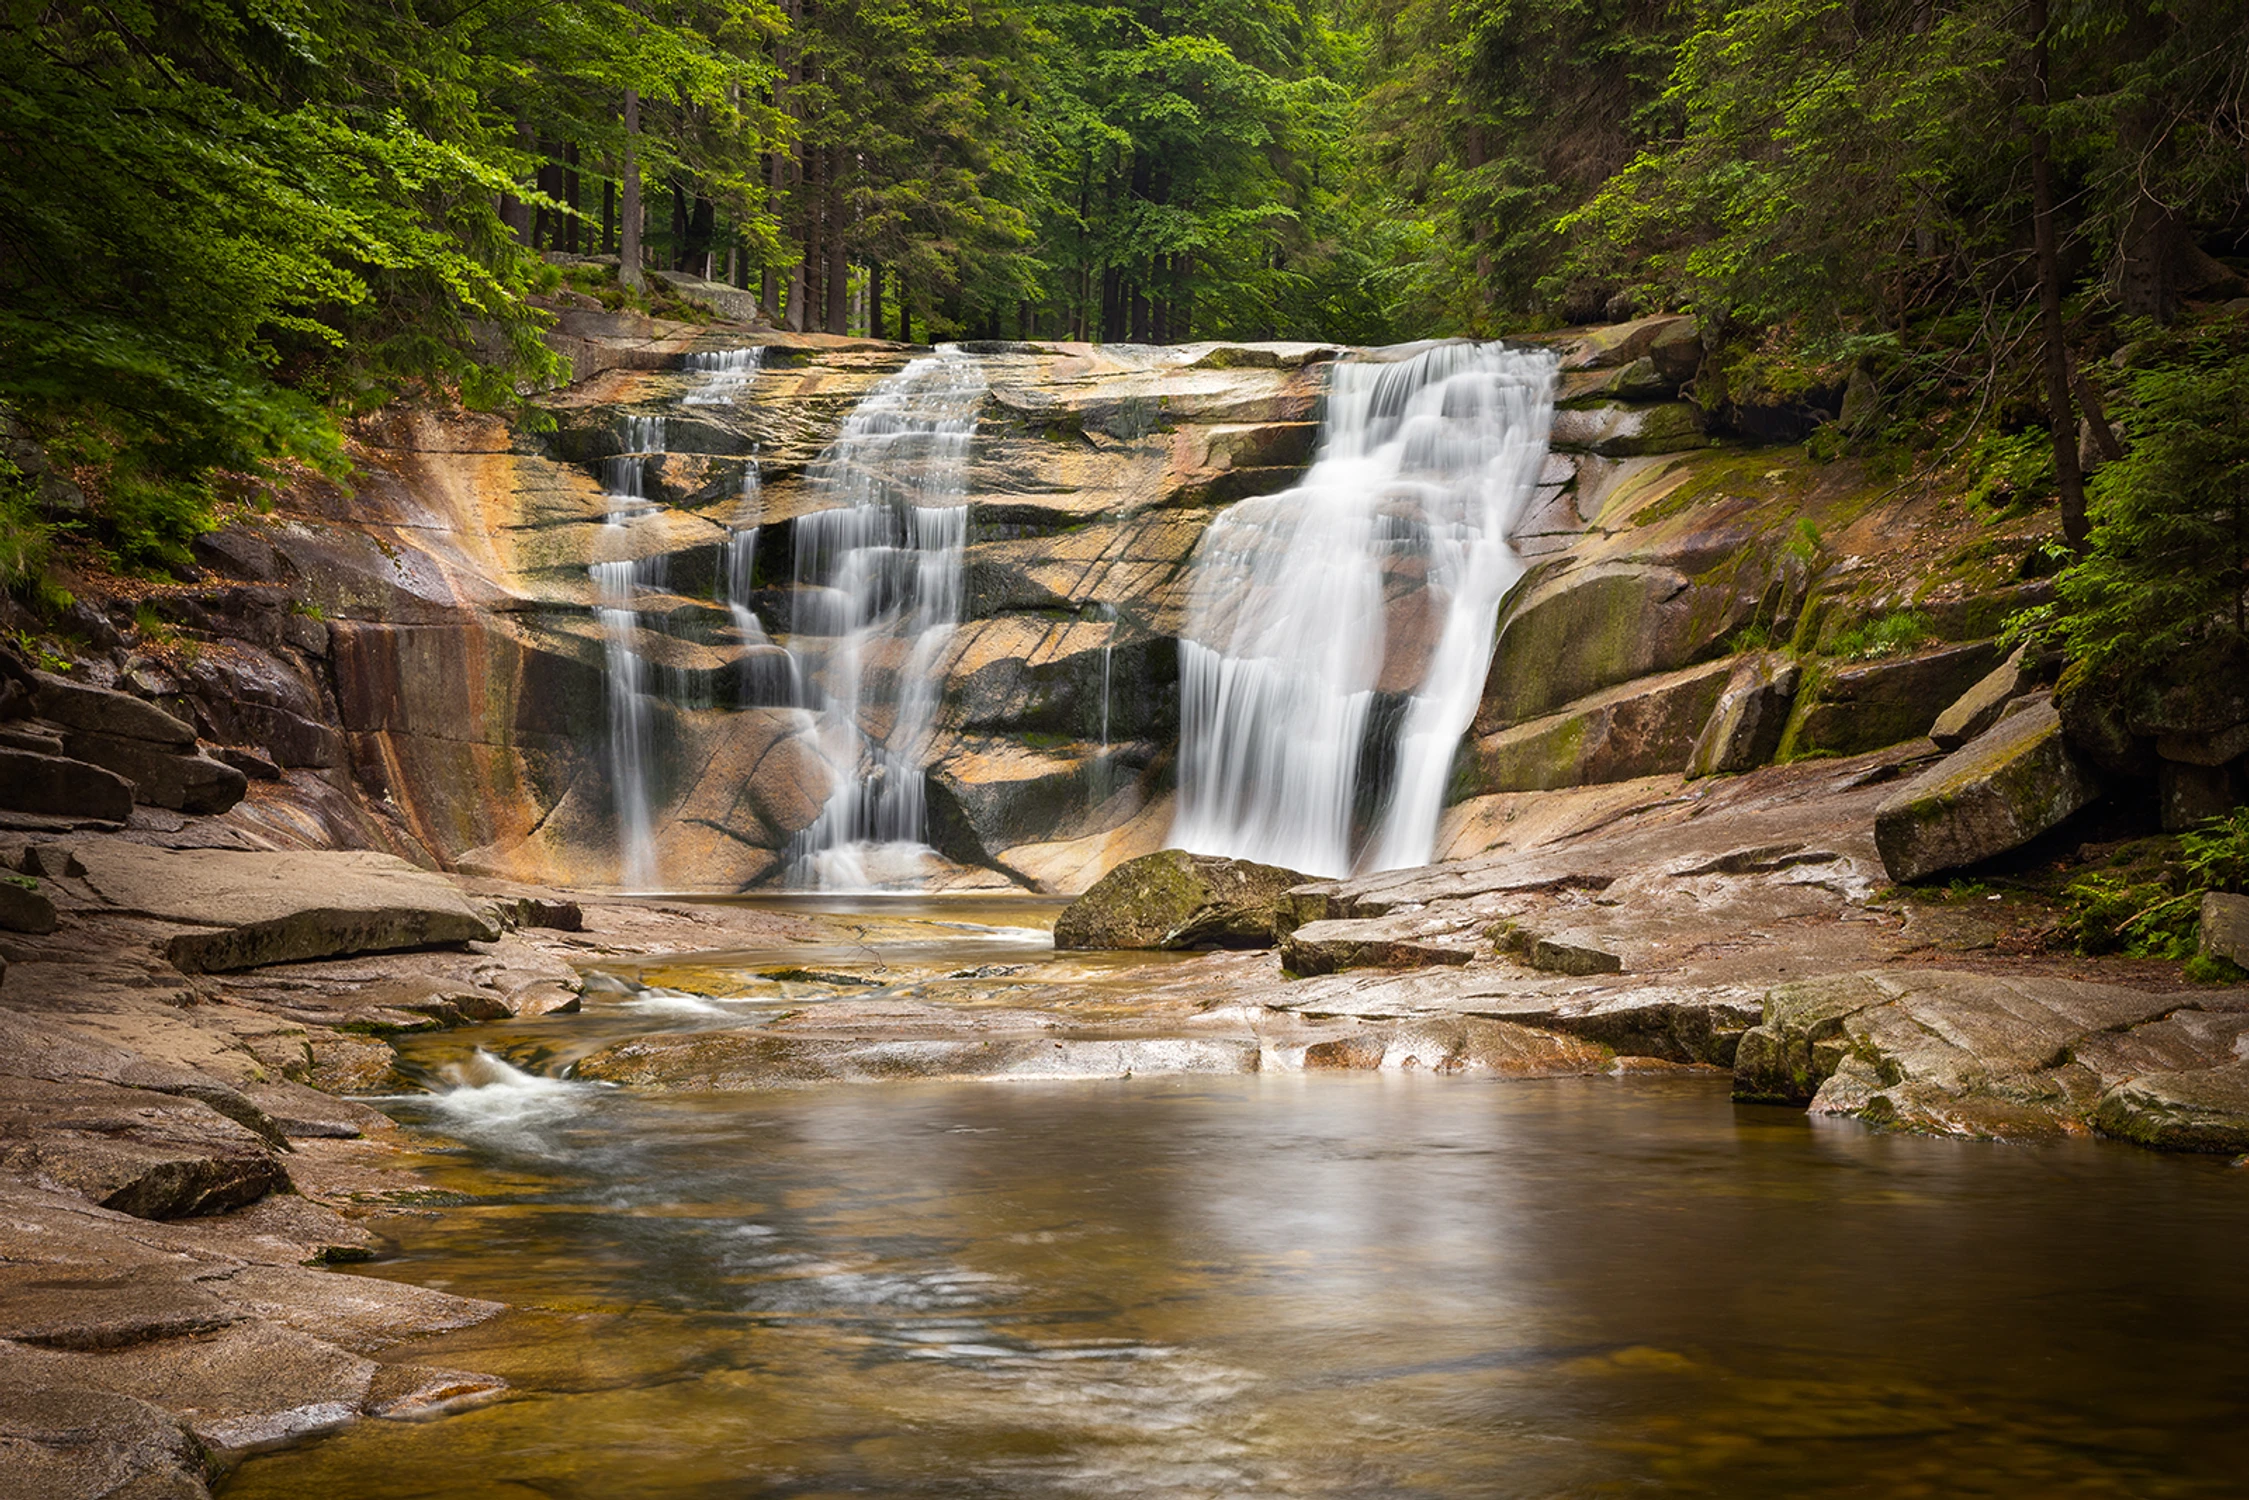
[224,1065,2249,1498]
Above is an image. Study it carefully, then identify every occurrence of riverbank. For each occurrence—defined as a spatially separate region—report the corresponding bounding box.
[4,735,2245,1495]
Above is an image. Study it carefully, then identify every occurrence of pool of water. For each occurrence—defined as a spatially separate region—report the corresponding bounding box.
[226,1068,2249,1497]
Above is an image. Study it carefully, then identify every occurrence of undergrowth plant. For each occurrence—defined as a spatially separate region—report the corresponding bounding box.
[2059,811,2249,979]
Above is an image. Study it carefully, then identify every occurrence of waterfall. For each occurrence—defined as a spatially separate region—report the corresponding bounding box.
[594,414,670,889]
[782,347,985,888]
[1171,342,1557,878]
[682,347,762,406]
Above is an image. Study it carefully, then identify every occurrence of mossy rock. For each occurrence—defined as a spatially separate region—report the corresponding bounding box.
[1872,698,2101,882]
[1051,848,1310,950]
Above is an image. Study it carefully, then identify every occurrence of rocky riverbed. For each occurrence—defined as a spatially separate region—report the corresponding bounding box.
[5,724,2245,1495]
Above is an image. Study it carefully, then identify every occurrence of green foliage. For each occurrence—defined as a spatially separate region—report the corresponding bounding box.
[0,450,50,591]
[2181,808,2249,895]
[2059,869,2199,958]
[2021,320,2249,686]
[1962,428,2055,515]
[2059,815,2249,960]
[1824,609,1934,661]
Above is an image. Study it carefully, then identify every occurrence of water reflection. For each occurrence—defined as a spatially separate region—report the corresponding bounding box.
[226,1076,2249,1498]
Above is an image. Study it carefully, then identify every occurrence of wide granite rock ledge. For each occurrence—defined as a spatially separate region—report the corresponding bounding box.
[1734,969,2249,1145]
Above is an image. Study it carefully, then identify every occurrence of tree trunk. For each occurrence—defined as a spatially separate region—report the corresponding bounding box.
[869,261,886,340]
[500,119,535,245]
[825,165,848,335]
[564,143,581,253]
[619,90,644,291]
[603,177,616,256]
[2027,0,2087,551]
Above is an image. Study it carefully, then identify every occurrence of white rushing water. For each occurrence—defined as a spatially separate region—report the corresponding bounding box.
[1171,342,1557,877]
[783,347,985,888]
[594,414,670,889]
[682,347,762,406]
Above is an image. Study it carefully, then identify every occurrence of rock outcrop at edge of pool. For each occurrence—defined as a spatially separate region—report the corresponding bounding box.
[1733,969,2249,1146]
[1051,848,1310,950]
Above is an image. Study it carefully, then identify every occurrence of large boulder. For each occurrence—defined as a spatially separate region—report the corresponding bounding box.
[1782,640,2003,757]
[1466,659,1734,793]
[1052,848,1308,950]
[1686,652,1798,777]
[1480,562,1761,729]
[30,671,195,747]
[68,844,501,972]
[1873,698,2100,882]
[2204,892,2249,969]
[2093,1060,2249,1153]
[1929,647,2031,750]
[0,747,135,823]
[1732,969,2218,1140]
[59,730,247,815]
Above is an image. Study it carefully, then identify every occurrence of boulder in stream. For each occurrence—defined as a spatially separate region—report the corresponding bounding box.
[1051,848,1309,950]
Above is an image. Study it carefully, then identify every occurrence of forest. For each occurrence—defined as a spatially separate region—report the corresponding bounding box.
[0,0,2245,707]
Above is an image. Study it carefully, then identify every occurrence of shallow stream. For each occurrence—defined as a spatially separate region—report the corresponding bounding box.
[224,900,2249,1498]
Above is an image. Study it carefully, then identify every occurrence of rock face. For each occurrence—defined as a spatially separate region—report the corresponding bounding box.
[2203,892,2249,969]
[1051,848,1307,950]
[23,670,248,815]
[68,844,501,972]
[1279,915,1480,975]
[1781,641,2004,758]
[1873,699,2099,882]
[1733,969,2249,1146]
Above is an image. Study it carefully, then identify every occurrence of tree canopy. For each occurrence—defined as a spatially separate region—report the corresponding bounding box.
[1,0,2245,605]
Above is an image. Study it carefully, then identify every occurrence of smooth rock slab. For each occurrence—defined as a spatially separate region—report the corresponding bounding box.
[1874,699,2099,882]
[1052,848,1308,950]
[1279,915,1479,975]
[0,748,134,823]
[68,844,500,972]
[0,1076,289,1220]
[1301,1017,1609,1075]
[0,1320,376,1454]
[0,1380,212,1500]
[575,1031,1261,1090]
[2094,1060,2249,1153]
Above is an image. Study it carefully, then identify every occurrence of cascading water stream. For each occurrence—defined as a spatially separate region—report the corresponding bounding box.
[593,413,670,889]
[1171,342,1557,877]
[783,347,985,888]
